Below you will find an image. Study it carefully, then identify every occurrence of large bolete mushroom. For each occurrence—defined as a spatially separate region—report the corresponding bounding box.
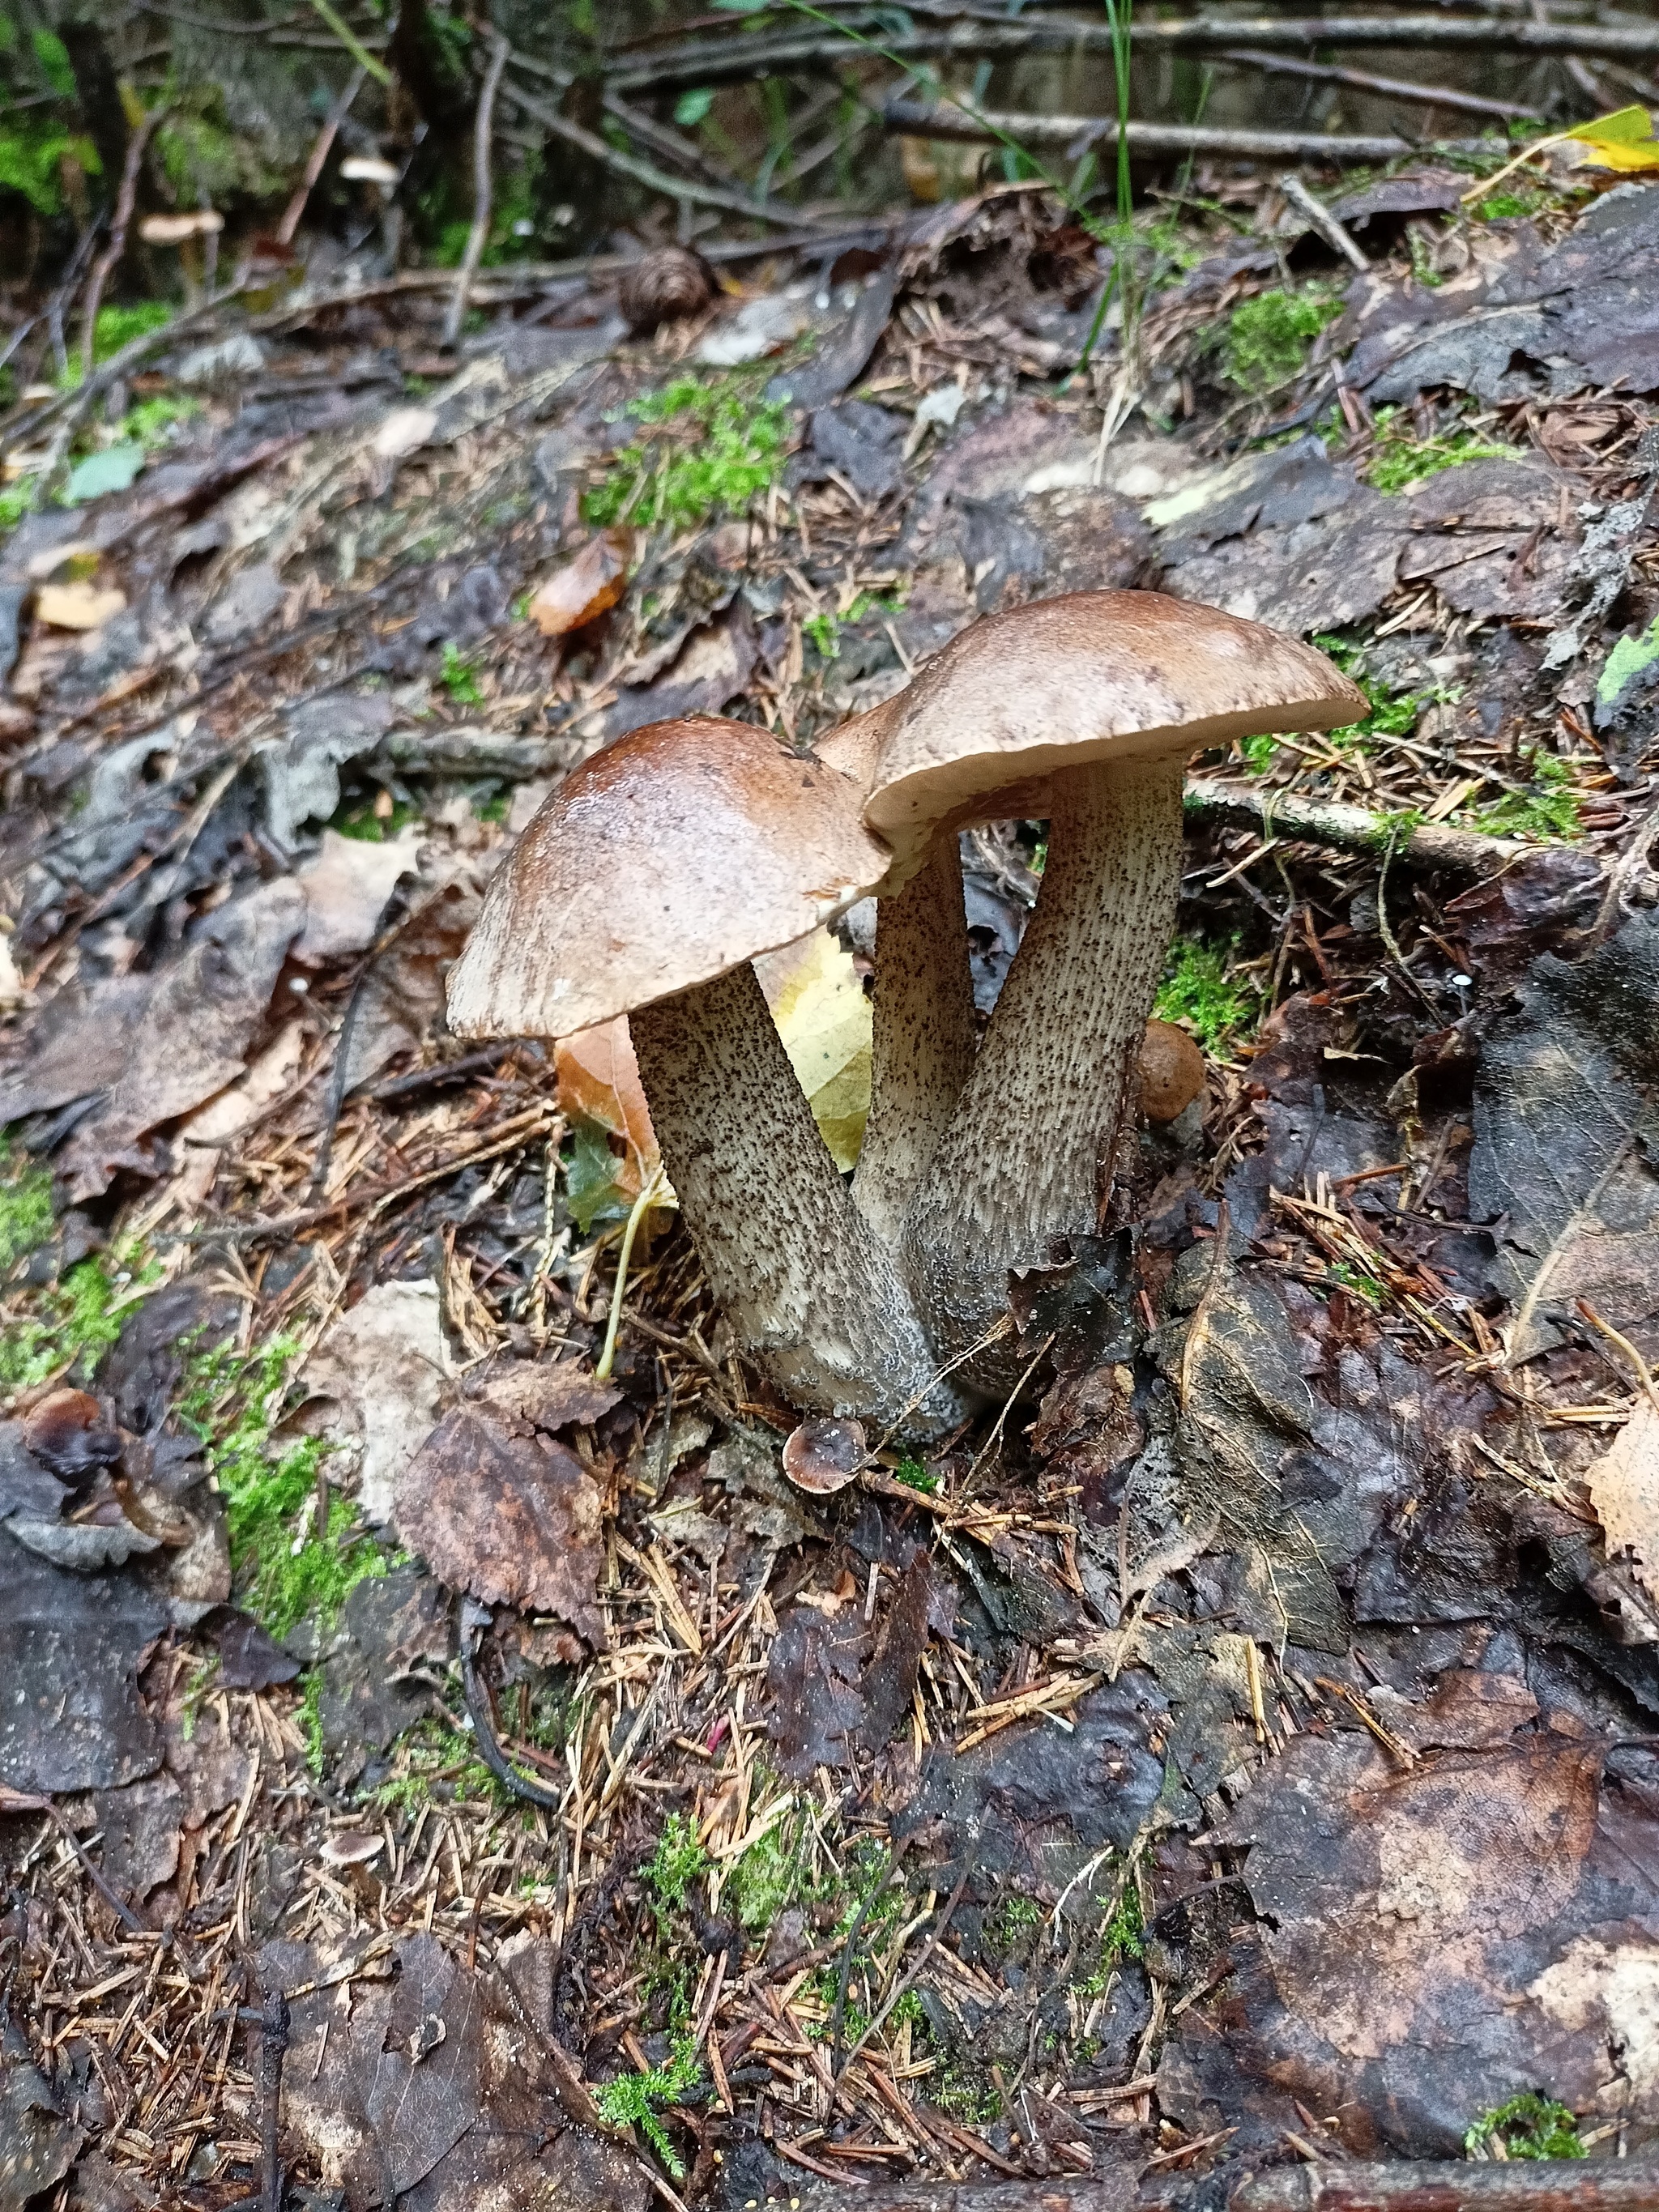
[446,714,964,1433]
[837,590,1365,1384]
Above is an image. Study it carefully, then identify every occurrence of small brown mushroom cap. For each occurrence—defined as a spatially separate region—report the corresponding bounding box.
[1139,1019,1206,1123]
[619,245,716,335]
[835,591,1366,876]
[446,715,894,1041]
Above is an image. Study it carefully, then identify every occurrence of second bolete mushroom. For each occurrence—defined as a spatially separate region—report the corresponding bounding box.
[446,714,965,1434]
[833,591,1364,1383]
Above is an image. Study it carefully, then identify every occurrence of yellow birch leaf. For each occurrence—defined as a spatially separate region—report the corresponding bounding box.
[754,927,872,1172]
[1563,104,1659,170]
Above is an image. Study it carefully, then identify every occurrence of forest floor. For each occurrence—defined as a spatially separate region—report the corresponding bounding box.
[2,153,1659,2212]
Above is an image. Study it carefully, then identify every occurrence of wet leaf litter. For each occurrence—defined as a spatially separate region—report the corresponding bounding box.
[2,158,1658,2212]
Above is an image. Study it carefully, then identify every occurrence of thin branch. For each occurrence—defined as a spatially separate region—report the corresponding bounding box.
[610,11,1659,96]
[501,62,833,232]
[0,278,252,465]
[79,105,169,387]
[303,0,390,84]
[883,96,1495,165]
[1183,776,1525,875]
[1277,172,1368,271]
[1219,47,1546,123]
[275,62,368,245]
[443,32,510,352]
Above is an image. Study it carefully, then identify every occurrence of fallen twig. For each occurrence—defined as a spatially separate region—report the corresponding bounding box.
[256,1978,290,2212]
[501,65,832,233]
[444,32,510,353]
[0,277,252,462]
[1183,777,1526,875]
[1277,173,1368,271]
[79,104,170,386]
[1233,2161,1659,2210]
[275,61,367,245]
[612,11,1659,98]
[458,1599,569,1810]
[1222,48,1545,124]
[883,97,1492,165]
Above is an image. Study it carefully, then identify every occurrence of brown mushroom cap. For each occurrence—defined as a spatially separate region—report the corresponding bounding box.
[446,715,894,1041]
[835,590,1366,874]
[1138,1019,1207,1123]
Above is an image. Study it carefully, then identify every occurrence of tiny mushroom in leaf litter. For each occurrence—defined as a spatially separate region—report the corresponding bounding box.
[823,590,1363,1388]
[618,244,716,335]
[782,1415,869,1495]
[446,714,966,1434]
[1139,1018,1207,1124]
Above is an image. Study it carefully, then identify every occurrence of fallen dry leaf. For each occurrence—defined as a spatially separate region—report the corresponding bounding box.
[294,825,423,962]
[166,1019,305,1209]
[58,876,307,1201]
[392,1404,604,1639]
[300,1279,447,1526]
[555,1016,659,1187]
[755,924,872,1171]
[476,1359,624,1433]
[36,580,126,631]
[1585,1394,1659,1603]
[527,528,631,637]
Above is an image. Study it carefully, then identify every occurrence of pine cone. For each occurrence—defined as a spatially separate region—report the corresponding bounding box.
[618,245,715,335]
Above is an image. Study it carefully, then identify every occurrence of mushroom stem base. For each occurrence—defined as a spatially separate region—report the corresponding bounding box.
[631,963,966,1437]
[902,754,1185,1393]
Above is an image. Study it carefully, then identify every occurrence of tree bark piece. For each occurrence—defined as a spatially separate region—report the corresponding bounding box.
[852,835,979,1252]
[903,758,1184,1392]
[1183,776,1526,875]
[631,964,964,1434]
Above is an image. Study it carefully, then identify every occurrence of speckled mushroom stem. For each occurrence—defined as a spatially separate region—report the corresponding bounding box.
[901,754,1185,1394]
[630,961,967,1437]
[851,833,979,1252]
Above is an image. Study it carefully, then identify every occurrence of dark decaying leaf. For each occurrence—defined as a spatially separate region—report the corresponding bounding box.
[0,2022,83,2212]
[902,1676,1167,1887]
[394,1407,605,1640]
[262,1932,645,2212]
[307,1568,452,1763]
[0,1524,166,1793]
[58,877,306,1200]
[476,1360,624,1435]
[88,1774,184,1905]
[1469,903,1659,1357]
[766,1606,870,1779]
[215,1608,302,1690]
[1205,1712,1659,2153]
[764,263,895,411]
[859,1549,935,1752]
[1162,1242,1348,1652]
